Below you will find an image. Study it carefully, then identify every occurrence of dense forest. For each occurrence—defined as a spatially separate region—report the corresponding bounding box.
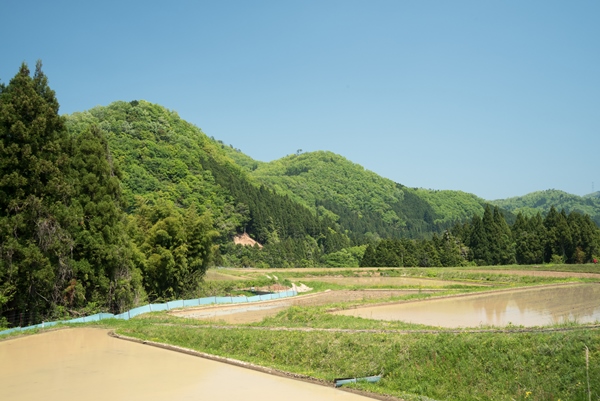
[361,205,600,267]
[1,62,599,327]
[491,189,600,226]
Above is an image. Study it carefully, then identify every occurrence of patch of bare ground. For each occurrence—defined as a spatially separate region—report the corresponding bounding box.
[204,270,248,281]
[233,232,263,248]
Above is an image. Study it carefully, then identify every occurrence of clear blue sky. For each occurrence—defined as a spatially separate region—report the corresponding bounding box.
[2,1,599,200]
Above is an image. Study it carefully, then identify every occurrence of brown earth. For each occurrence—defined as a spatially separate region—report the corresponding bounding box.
[233,232,263,248]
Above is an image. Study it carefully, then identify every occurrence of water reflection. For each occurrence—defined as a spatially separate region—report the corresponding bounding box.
[334,284,600,328]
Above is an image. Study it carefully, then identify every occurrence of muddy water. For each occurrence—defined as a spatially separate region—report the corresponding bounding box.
[173,290,431,324]
[334,284,600,328]
[0,328,373,401]
[178,302,291,324]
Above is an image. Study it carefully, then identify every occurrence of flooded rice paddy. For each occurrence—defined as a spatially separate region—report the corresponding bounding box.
[173,289,431,323]
[299,276,477,287]
[334,284,600,328]
[0,328,373,401]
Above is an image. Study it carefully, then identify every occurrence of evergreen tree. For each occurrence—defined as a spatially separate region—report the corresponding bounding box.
[68,125,145,312]
[468,214,490,265]
[360,244,377,267]
[491,207,514,264]
[544,207,572,262]
[513,213,543,264]
[417,239,441,267]
[0,62,73,324]
[566,211,599,263]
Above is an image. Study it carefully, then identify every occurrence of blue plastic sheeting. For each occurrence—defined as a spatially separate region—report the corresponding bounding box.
[113,312,130,320]
[128,305,151,318]
[0,289,298,336]
[148,303,169,312]
[166,300,185,309]
[200,297,216,305]
[183,299,200,307]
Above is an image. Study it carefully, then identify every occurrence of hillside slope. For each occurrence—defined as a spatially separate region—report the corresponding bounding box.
[491,189,600,225]
[65,101,346,250]
[250,151,489,238]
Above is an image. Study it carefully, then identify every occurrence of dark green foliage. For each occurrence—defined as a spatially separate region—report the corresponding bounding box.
[513,213,546,264]
[463,206,515,265]
[250,151,482,241]
[360,244,377,267]
[67,125,145,312]
[363,203,600,268]
[492,189,600,226]
[131,199,217,300]
[0,62,74,324]
[544,207,572,263]
[0,63,144,325]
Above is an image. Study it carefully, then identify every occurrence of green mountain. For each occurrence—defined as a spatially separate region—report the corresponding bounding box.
[584,191,600,199]
[65,101,354,267]
[248,151,488,239]
[64,101,598,247]
[491,189,600,226]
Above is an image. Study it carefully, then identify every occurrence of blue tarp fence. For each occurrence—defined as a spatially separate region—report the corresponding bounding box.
[0,289,297,336]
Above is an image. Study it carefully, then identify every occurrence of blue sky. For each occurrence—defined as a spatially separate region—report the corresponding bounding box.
[2,1,599,200]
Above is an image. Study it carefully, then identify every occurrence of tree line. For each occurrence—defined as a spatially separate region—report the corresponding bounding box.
[361,205,600,267]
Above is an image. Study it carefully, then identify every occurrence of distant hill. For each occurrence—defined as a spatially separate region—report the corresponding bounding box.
[584,191,600,199]
[491,189,600,226]
[249,151,489,238]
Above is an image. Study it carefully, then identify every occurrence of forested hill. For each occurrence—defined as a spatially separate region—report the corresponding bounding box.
[249,151,489,239]
[491,190,600,226]
[66,101,349,250]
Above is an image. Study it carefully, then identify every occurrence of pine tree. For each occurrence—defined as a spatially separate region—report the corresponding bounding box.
[491,207,514,265]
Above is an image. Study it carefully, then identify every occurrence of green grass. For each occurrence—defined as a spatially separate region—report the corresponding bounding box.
[111,320,600,401]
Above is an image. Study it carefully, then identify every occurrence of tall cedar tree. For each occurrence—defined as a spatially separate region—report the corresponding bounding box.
[67,125,145,313]
[0,63,145,325]
[0,62,73,324]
